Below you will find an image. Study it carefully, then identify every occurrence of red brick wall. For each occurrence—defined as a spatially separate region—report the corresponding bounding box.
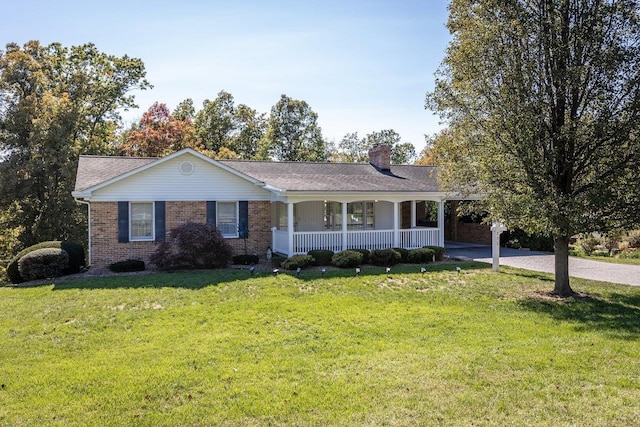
[89,201,272,268]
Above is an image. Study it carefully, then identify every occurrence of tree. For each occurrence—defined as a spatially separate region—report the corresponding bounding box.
[259,94,327,161]
[0,41,150,256]
[427,0,640,295]
[195,90,236,154]
[119,102,198,157]
[333,129,416,164]
[172,98,195,121]
[231,104,266,159]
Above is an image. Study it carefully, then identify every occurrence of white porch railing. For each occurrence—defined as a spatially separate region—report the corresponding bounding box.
[347,230,394,250]
[399,228,439,249]
[273,227,441,256]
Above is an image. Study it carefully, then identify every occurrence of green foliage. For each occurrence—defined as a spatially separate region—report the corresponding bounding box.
[258,94,327,161]
[369,248,401,266]
[18,248,69,282]
[150,222,232,270]
[0,41,150,252]
[108,259,146,273]
[331,250,364,268]
[391,247,409,263]
[271,255,286,268]
[232,254,260,265]
[616,250,640,259]
[348,248,370,264]
[427,1,640,295]
[7,241,85,284]
[576,233,600,256]
[408,248,435,264]
[281,254,315,270]
[307,249,334,266]
[506,230,555,252]
[422,245,445,261]
[625,230,640,249]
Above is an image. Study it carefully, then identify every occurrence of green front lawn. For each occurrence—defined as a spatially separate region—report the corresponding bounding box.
[1,264,638,426]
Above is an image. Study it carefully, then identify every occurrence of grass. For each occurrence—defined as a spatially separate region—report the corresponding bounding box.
[1,263,639,426]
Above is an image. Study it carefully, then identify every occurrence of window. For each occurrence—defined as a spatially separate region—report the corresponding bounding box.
[217,202,238,237]
[323,202,342,230]
[130,202,154,241]
[348,201,374,230]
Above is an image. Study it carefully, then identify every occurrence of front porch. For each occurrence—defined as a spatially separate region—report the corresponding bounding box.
[270,199,445,256]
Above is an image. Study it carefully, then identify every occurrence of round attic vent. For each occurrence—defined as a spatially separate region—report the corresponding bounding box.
[180,161,194,175]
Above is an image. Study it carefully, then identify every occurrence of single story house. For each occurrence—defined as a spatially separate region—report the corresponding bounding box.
[73,145,489,268]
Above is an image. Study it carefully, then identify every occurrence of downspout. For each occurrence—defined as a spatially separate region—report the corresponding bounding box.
[74,198,91,267]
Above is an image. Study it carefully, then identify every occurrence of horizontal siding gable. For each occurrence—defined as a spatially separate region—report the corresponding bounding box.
[91,153,271,201]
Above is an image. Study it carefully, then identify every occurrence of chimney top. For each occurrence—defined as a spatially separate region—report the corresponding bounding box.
[368,144,391,171]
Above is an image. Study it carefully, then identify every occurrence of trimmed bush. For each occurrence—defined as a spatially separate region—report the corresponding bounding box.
[392,248,409,263]
[18,248,69,282]
[233,254,260,265]
[307,249,334,266]
[150,222,232,270]
[408,248,435,264]
[7,241,85,284]
[422,245,445,261]
[348,248,370,264]
[281,254,315,270]
[369,248,401,266]
[109,259,146,273]
[332,250,363,268]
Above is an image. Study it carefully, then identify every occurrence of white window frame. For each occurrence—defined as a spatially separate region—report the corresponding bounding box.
[129,202,155,241]
[217,201,239,238]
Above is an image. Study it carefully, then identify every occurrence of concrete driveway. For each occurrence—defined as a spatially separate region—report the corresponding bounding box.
[445,242,640,287]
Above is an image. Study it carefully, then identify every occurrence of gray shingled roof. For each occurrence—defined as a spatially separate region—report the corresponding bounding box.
[219,160,441,192]
[74,153,441,193]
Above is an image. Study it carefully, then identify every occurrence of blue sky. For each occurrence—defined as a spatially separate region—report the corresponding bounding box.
[3,1,451,153]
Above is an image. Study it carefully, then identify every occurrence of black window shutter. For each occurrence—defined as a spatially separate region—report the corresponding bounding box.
[239,201,249,238]
[155,201,166,241]
[117,201,129,243]
[206,201,216,225]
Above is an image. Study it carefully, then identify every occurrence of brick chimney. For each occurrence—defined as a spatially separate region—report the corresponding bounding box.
[368,144,391,171]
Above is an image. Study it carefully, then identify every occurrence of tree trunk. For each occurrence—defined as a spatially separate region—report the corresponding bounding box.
[553,235,574,296]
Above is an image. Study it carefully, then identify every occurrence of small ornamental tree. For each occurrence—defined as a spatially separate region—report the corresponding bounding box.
[150,222,232,270]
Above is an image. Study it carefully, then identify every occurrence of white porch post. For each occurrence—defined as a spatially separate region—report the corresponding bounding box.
[437,200,445,246]
[341,201,348,251]
[393,201,399,247]
[287,202,294,256]
[411,200,417,228]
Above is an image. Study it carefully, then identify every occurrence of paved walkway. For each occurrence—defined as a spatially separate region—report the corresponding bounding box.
[445,242,640,286]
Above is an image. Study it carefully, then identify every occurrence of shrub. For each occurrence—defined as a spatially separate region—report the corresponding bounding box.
[625,230,640,249]
[369,248,401,266]
[307,249,334,266]
[109,259,146,273]
[150,222,232,270]
[7,241,85,284]
[332,250,363,268]
[576,233,600,256]
[18,248,69,282]
[422,245,445,261]
[281,254,315,270]
[348,248,370,264]
[232,254,260,265]
[408,248,435,264]
[616,250,640,259]
[391,247,409,263]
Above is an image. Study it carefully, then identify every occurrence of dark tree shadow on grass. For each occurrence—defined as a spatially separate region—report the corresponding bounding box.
[44,262,488,291]
[519,292,640,339]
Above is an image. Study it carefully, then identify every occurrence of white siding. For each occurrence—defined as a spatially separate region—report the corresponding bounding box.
[90,153,271,201]
[374,201,394,229]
